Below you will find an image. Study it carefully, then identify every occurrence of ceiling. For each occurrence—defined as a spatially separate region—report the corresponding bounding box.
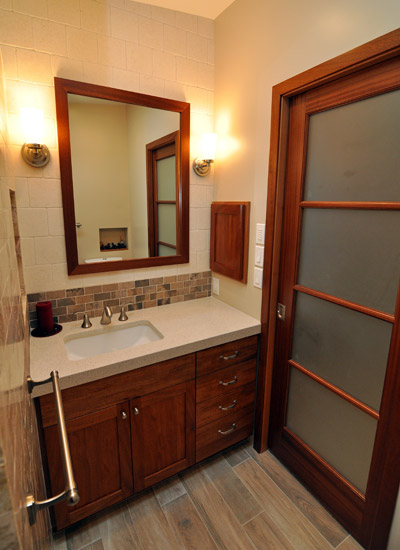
[137,0,236,20]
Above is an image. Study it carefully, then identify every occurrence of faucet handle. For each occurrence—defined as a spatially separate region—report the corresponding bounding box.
[81,313,92,329]
[118,305,128,322]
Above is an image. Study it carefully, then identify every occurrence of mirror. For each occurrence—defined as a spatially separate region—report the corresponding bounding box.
[54,78,190,275]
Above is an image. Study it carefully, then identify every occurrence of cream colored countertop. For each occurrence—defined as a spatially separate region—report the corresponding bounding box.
[30,297,261,397]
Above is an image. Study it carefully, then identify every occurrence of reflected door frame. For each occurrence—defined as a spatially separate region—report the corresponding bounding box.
[254,28,400,550]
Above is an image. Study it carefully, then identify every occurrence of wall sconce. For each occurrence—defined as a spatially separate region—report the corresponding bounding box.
[193,132,217,176]
[20,108,50,167]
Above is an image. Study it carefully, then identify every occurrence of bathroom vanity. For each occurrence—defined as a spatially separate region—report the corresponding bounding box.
[31,298,260,529]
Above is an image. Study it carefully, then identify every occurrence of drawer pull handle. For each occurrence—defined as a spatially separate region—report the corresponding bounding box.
[133,407,140,415]
[219,400,237,411]
[219,376,238,386]
[121,411,128,420]
[220,351,239,361]
[218,423,236,435]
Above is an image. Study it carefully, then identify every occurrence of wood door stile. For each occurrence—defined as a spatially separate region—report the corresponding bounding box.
[39,353,195,427]
[130,380,195,492]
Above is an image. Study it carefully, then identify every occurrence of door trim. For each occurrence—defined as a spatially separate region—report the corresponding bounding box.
[254,27,400,550]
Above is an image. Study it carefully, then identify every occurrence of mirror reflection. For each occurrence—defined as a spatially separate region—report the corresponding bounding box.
[67,94,180,264]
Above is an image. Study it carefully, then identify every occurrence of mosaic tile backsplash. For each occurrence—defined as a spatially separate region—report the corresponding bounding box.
[28,271,212,328]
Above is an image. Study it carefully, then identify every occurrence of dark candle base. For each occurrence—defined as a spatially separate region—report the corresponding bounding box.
[31,323,63,338]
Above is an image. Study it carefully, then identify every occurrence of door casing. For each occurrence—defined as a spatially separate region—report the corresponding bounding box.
[254,27,400,550]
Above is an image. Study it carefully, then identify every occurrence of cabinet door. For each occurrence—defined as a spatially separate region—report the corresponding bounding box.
[44,403,133,529]
[130,380,195,492]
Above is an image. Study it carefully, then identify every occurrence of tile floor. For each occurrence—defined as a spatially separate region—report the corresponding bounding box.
[53,440,365,550]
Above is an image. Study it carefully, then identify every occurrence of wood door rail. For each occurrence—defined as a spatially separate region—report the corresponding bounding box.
[288,360,380,420]
[293,285,395,324]
[300,201,400,210]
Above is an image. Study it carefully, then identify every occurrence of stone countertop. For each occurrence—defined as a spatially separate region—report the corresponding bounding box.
[30,297,261,397]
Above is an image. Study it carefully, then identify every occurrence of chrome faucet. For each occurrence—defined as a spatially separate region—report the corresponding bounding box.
[100,305,113,325]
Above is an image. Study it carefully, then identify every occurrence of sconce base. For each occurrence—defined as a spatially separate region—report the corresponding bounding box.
[21,143,50,167]
[193,157,212,177]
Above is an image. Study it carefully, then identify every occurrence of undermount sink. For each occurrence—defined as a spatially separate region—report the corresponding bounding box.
[64,321,163,360]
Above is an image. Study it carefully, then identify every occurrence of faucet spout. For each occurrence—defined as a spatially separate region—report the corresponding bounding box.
[100,305,113,325]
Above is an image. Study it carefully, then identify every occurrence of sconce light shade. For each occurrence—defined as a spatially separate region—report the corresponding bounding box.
[20,108,50,167]
[193,132,217,177]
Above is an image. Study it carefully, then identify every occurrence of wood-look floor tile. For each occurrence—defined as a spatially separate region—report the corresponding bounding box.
[66,517,101,550]
[244,511,296,550]
[52,531,68,550]
[246,449,348,547]
[94,503,141,550]
[222,441,251,467]
[153,474,187,507]
[181,465,256,550]
[163,493,220,550]
[80,540,104,550]
[127,489,183,550]
[202,455,262,525]
[336,536,365,549]
[235,458,333,550]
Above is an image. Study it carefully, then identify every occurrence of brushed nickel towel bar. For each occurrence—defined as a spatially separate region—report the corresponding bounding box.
[26,371,79,525]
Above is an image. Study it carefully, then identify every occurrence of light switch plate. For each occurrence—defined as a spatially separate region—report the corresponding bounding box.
[256,223,265,245]
[254,267,263,288]
[255,245,264,267]
[212,277,220,295]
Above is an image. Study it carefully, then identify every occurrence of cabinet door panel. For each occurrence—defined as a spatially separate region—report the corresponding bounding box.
[44,403,133,529]
[131,381,195,492]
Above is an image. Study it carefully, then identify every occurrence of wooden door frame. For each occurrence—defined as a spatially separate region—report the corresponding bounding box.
[254,28,400,549]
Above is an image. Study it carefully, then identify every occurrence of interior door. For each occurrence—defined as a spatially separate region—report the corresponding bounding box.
[269,56,400,549]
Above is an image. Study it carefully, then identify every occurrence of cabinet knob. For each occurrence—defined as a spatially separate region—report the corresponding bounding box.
[133,407,140,415]
[121,411,127,420]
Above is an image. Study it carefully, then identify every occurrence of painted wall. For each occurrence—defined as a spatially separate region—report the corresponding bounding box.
[0,0,214,294]
[214,0,400,319]
[0,52,52,550]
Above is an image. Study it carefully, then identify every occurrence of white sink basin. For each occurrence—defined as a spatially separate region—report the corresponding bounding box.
[64,321,163,360]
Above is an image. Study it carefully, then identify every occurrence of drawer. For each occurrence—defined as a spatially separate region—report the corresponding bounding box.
[196,335,258,377]
[196,407,254,462]
[196,359,256,403]
[196,382,255,428]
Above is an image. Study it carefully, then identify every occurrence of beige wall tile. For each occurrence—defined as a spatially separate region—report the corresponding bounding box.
[208,39,214,65]
[48,0,80,27]
[13,0,47,18]
[138,17,163,49]
[139,74,164,96]
[0,0,12,9]
[190,185,208,208]
[20,237,35,265]
[176,12,197,33]
[98,36,126,69]
[125,1,152,17]
[28,178,62,208]
[16,49,52,85]
[8,145,45,178]
[5,79,55,116]
[112,67,140,91]
[81,0,111,36]
[34,235,66,264]
[0,46,17,80]
[33,19,67,57]
[47,208,64,236]
[190,208,197,230]
[164,80,185,101]
[51,55,84,81]
[151,6,176,26]
[198,17,214,39]
[18,208,48,236]
[0,11,33,49]
[198,63,214,90]
[24,264,54,291]
[197,250,210,271]
[83,61,113,87]
[43,148,61,178]
[126,42,152,75]
[187,32,208,62]
[67,27,98,63]
[177,58,198,86]
[163,25,186,57]
[197,207,211,230]
[15,178,29,208]
[153,50,176,81]
[111,7,139,42]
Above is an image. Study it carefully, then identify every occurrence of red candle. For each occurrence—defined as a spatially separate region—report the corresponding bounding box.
[36,301,54,332]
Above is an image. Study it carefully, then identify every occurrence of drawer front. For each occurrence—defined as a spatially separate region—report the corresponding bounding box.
[196,407,254,462]
[196,359,256,403]
[196,335,258,377]
[196,382,255,428]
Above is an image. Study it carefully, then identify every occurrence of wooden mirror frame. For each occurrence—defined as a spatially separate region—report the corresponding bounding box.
[54,77,190,275]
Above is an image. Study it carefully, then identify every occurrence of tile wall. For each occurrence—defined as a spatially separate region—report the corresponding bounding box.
[0,0,215,297]
[0,52,53,550]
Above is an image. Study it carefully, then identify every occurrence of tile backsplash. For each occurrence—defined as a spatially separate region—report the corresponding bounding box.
[28,270,211,327]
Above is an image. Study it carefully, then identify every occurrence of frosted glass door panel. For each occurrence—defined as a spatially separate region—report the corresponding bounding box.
[287,368,377,493]
[157,156,176,201]
[304,89,400,202]
[158,204,176,246]
[297,209,400,314]
[292,292,392,410]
